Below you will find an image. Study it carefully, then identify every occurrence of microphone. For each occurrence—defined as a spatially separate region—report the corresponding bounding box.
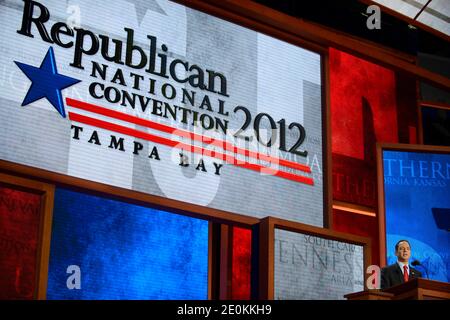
[411,260,429,279]
[411,260,420,266]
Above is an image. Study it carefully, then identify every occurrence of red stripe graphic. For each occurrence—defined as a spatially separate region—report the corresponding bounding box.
[68,112,314,186]
[66,98,311,173]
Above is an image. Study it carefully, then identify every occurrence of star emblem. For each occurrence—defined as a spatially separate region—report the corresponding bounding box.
[15,47,80,118]
[126,0,166,25]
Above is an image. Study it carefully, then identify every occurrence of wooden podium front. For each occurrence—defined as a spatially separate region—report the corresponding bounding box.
[345,278,450,300]
[384,278,450,300]
[344,290,394,300]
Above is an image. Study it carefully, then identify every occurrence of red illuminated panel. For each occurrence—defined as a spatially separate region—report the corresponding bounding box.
[330,48,398,208]
[231,227,251,300]
[0,186,41,299]
[330,47,398,159]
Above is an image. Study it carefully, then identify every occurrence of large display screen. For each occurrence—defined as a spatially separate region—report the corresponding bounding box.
[383,149,450,282]
[274,229,364,299]
[47,187,209,299]
[0,0,324,225]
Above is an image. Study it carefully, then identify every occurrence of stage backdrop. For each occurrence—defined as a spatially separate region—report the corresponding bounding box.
[0,0,323,226]
[383,150,450,282]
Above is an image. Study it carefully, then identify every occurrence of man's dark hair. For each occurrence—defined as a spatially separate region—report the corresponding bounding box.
[395,239,411,251]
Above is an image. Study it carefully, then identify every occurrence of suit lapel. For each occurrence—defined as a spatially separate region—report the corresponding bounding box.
[395,263,404,284]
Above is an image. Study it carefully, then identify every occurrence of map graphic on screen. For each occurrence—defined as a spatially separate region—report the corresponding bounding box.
[383,150,450,282]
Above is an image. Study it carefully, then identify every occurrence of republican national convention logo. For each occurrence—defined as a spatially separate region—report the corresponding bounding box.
[11,0,317,186]
[12,45,316,186]
[15,47,80,118]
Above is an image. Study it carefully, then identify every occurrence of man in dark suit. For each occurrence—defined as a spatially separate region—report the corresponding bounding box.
[381,239,422,290]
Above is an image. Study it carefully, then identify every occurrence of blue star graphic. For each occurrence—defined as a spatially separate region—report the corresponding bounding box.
[15,47,80,118]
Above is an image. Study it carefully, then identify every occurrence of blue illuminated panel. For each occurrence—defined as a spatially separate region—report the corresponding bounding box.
[383,150,450,282]
[47,188,208,299]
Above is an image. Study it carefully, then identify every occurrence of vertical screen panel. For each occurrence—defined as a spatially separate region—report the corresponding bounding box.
[274,229,364,300]
[383,150,450,282]
[47,188,208,299]
[231,227,251,299]
[0,186,41,299]
[330,47,398,208]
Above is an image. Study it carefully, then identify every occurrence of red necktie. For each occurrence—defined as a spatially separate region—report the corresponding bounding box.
[403,265,409,282]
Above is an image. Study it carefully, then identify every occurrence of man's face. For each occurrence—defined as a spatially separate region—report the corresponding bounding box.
[395,241,411,262]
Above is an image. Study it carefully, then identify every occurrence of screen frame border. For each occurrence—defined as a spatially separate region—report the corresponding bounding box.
[254,216,371,299]
[376,142,450,267]
[0,172,55,300]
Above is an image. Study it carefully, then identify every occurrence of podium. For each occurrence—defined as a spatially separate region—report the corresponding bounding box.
[344,290,394,300]
[345,278,450,300]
